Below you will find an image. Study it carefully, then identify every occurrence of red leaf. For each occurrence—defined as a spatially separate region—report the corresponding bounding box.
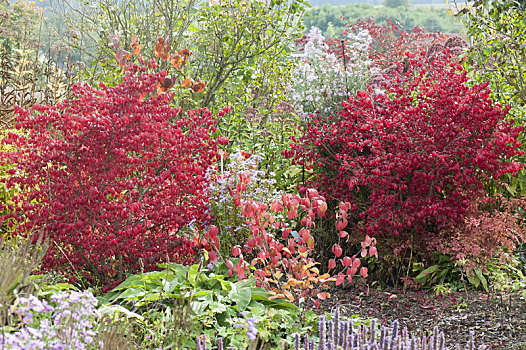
[352,258,361,268]
[335,274,345,286]
[360,267,368,278]
[369,246,378,258]
[335,219,348,231]
[332,244,343,258]
[328,259,336,270]
[208,225,218,239]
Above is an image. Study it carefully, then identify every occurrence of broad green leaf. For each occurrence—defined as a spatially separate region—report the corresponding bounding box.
[208,301,228,313]
[474,268,489,292]
[116,287,147,301]
[251,287,271,302]
[187,264,199,285]
[467,272,480,288]
[98,304,144,320]
[218,279,233,292]
[415,265,441,283]
[231,287,251,312]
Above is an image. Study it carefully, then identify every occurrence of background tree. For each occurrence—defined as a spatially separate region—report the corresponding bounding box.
[456,0,526,197]
[303,3,462,35]
[383,0,410,8]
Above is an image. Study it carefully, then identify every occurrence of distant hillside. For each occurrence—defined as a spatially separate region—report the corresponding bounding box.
[309,0,453,6]
[304,2,463,35]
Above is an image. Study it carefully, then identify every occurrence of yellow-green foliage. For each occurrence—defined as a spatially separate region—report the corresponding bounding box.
[0,129,24,233]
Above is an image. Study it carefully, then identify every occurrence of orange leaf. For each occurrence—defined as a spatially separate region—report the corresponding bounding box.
[192,81,206,93]
[115,49,127,67]
[318,201,327,214]
[179,48,191,57]
[284,290,295,302]
[156,77,174,95]
[171,54,183,69]
[318,273,330,280]
[161,45,171,61]
[317,292,329,300]
[131,35,142,56]
[268,294,285,300]
[181,78,194,88]
[154,38,165,57]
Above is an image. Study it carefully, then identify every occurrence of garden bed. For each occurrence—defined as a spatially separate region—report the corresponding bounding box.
[314,285,526,349]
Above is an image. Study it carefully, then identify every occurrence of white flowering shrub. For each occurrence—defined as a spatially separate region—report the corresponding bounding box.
[289,27,374,117]
[205,150,284,256]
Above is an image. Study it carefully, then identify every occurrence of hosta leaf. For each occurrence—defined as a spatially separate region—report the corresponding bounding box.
[231,287,251,311]
[474,268,488,292]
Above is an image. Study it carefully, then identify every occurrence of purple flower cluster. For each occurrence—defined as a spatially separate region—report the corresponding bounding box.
[233,316,259,341]
[0,290,101,349]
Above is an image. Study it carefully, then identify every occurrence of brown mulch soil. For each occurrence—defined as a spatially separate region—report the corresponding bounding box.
[313,285,526,349]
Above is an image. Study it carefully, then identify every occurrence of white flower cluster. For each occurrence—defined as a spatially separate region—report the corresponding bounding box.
[289,27,374,117]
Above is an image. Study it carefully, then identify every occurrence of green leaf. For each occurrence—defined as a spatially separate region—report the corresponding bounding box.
[219,279,233,292]
[116,287,147,301]
[186,264,199,285]
[474,268,489,292]
[467,272,480,288]
[231,287,251,311]
[193,290,212,299]
[191,300,208,314]
[98,304,144,320]
[251,288,271,302]
[415,265,441,283]
[39,282,78,297]
[208,301,228,313]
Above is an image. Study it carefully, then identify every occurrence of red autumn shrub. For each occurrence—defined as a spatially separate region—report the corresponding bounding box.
[430,194,526,271]
[1,59,222,289]
[286,50,524,257]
